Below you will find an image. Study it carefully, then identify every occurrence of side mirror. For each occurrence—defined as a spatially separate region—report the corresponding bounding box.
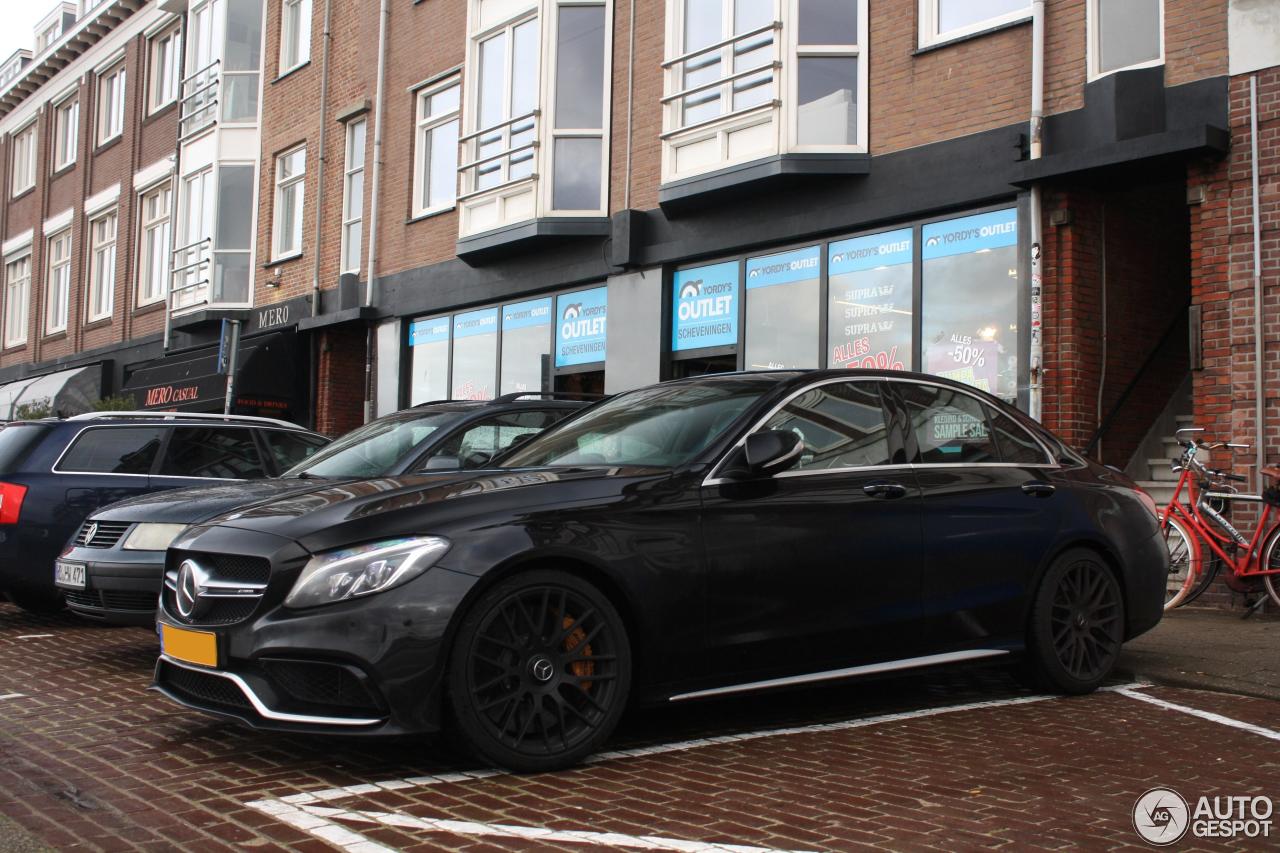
[421,455,462,472]
[742,430,803,477]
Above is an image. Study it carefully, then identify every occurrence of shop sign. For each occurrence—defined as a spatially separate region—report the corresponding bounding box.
[555,287,608,367]
[454,307,499,339]
[409,317,450,346]
[141,383,203,407]
[922,209,1017,260]
[672,262,738,352]
[926,333,1001,393]
[745,246,820,290]
[829,229,913,275]
[503,298,553,331]
[828,229,913,370]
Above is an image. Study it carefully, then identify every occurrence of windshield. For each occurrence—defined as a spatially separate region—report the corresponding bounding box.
[285,412,459,478]
[500,382,768,468]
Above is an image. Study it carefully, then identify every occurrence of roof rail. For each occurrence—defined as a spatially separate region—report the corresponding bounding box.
[65,411,302,429]
[492,391,606,403]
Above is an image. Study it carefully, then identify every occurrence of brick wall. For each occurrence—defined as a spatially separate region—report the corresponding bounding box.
[314,325,367,437]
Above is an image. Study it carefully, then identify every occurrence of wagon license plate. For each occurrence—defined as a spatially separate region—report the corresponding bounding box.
[160,624,218,668]
[53,560,86,590]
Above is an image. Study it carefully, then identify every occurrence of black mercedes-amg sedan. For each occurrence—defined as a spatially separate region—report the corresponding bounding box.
[152,371,1167,772]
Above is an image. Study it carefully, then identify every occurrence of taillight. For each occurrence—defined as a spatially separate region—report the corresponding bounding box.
[1133,486,1159,519]
[0,482,27,524]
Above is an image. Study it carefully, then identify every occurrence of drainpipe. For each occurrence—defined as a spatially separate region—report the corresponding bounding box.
[363,0,391,422]
[310,0,334,318]
[1250,75,1264,484]
[623,0,636,209]
[1027,0,1046,422]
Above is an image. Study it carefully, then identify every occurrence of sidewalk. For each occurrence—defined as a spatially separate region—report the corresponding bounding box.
[1118,607,1280,701]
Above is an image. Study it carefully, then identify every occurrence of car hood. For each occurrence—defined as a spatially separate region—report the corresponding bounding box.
[187,466,670,553]
[88,478,352,525]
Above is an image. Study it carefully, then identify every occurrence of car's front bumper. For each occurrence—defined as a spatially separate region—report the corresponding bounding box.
[59,546,163,626]
[152,561,479,736]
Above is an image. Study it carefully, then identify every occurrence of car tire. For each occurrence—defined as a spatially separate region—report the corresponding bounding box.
[1026,548,1125,695]
[446,569,631,773]
[6,590,65,614]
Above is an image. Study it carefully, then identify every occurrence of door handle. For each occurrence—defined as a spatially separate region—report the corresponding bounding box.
[863,481,909,500]
[1021,481,1056,497]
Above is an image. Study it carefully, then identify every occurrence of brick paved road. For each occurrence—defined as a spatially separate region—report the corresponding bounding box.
[1,603,1277,852]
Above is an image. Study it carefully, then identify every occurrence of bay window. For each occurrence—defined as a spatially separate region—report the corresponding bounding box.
[458,0,611,239]
[662,0,866,183]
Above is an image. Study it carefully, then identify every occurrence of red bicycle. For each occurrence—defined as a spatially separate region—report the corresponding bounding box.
[1159,428,1280,610]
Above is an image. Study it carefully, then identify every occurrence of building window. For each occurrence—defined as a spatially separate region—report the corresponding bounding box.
[97,63,126,144]
[149,26,181,112]
[280,0,313,74]
[4,254,30,348]
[452,307,500,400]
[744,246,820,369]
[46,231,72,334]
[501,297,552,394]
[341,118,366,272]
[662,0,866,183]
[1090,0,1162,77]
[827,228,912,370]
[917,0,1029,47]
[138,184,172,306]
[273,147,305,259]
[87,211,118,322]
[53,98,79,171]
[458,0,612,237]
[11,122,37,196]
[413,79,460,217]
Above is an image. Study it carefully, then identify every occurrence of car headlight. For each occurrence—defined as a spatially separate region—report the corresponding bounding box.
[121,523,188,551]
[284,536,450,609]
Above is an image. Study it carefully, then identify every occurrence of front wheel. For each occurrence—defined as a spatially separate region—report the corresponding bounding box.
[1160,511,1202,610]
[1026,549,1125,694]
[446,569,631,773]
[1259,528,1280,609]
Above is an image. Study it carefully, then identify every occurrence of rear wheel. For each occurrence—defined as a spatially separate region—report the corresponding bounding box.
[1160,511,1201,610]
[1259,528,1280,609]
[447,569,631,772]
[1027,549,1125,694]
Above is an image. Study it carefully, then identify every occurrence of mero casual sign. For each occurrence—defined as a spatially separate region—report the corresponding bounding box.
[555,286,608,367]
[673,261,738,351]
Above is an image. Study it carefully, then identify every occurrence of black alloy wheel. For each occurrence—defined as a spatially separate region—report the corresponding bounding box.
[447,569,631,772]
[1027,549,1125,694]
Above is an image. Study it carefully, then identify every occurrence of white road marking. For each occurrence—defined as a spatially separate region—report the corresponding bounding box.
[16,634,53,639]
[1115,686,1280,742]
[248,798,393,853]
[0,693,24,700]
[299,803,818,853]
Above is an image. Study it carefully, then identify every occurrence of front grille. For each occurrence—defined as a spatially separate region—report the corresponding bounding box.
[64,589,102,610]
[65,589,157,614]
[74,520,132,548]
[163,551,271,627]
[159,660,253,713]
[260,659,382,714]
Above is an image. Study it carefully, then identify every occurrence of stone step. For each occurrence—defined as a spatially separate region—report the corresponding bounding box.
[1146,460,1179,481]
[1136,481,1178,506]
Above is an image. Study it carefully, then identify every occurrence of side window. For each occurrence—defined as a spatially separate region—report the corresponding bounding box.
[895,382,998,464]
[262,430,328,472]
[986,406,1053,465]
[59,427,165,475]
[159,427,269,479]
[761,382,896,471]
[430,411,562,468]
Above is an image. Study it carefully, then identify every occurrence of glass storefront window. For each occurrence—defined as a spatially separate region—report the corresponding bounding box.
[409,317,451,405]
[555,286,608,367]
[501,297,553,394]
[744,246,820,370]
[452,308,499,400]
[827,228,912,370]
[673,261,739,352]
[921,208,1019,402]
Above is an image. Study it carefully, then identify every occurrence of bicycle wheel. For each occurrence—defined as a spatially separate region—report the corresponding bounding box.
[1160,511,1201,610]
[1259,527,1280,609]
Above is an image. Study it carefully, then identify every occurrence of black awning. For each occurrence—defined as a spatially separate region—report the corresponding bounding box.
[122,331,298,414]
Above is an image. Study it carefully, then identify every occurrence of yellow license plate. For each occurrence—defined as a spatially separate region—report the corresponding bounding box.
[161,624,218,668]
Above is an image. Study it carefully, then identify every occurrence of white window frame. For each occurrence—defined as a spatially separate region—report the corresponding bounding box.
[87,210,118,322]
[412,77,461,219]
[463,5,541,198]
[137,183,172,307]
[917,0,1031,48]
[1087,0,1164,80]
[785,0,867,152]
[53,97,79,172]
[148,26,182,113]
[11,122,37,196]
[3,253,31,348]
[96,63,126,145]
[341,118,367,273]
[45,230,72,334]
[272,146,306,261]
[279,0,313,74]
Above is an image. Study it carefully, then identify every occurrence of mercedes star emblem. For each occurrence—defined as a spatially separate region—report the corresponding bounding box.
[175,559,208,620]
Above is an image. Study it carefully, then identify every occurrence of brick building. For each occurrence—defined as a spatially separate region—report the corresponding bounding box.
[0,2,1276,548]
